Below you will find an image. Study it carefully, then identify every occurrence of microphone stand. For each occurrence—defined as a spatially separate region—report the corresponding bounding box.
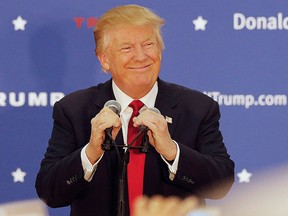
[101,130,149,216]
[118,150,129,216]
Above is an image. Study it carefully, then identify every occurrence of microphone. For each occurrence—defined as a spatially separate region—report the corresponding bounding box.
[139,107,161,153]
[139,107,161,132]
[104,100,121,115]
[102,100,122,151]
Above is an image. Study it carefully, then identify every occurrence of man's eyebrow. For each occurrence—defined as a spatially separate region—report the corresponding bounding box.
[118,41,132,47]
[143,36,153,41]
[117,36,154,47]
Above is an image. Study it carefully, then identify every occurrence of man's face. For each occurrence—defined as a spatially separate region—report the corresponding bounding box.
[98,25,162,98]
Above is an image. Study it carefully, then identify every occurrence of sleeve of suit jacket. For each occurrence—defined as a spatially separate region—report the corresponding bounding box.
[156,81,235,199]
[35,89,97,207]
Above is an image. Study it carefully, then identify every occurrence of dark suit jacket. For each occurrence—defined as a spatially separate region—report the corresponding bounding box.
[36,78,234,216]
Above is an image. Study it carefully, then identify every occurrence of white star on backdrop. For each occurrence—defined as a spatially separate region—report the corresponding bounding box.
[11,168,27,183]
[237,168,252,183]
[12,16,28,31]
[192,16,208,31]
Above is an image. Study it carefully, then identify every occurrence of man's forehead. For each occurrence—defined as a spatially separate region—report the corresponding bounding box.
[119,36,153,43]
[109,26,155,42]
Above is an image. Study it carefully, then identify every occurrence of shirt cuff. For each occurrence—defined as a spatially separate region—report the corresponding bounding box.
[160,140,180,180]
[81,144,104,182]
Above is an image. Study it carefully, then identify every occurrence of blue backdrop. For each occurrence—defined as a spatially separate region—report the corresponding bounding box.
[1,0,287,215]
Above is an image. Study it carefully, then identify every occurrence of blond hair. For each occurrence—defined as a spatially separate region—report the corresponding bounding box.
[94,4,165,55]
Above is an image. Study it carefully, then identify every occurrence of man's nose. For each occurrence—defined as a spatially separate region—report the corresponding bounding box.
[133,45,146,61]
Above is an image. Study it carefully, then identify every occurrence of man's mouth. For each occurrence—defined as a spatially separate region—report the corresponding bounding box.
[129,64,151,70]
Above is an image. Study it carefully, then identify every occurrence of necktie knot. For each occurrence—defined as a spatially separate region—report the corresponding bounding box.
[129,100,144,115]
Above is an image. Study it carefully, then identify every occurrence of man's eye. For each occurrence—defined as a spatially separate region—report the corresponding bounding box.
[144,42,154,48]
[120,47,132,52]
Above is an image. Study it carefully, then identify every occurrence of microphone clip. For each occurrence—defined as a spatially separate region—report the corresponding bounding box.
[101,127,113,151]
[140,130,149,153]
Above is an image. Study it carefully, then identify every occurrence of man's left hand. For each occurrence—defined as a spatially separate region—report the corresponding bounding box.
[133,109,177,161]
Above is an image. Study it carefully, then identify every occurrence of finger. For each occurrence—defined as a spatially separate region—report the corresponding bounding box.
[133,110,165,130]
[147,130,155,146]
[172,197,200,216]
[147,196,165,213]
[157,197,181,215]
[133,196,149,216]
[101,107,122,127]
[92,107,121,130]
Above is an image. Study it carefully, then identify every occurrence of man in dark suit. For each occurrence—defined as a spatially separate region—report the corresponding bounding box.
[36,4,234,216]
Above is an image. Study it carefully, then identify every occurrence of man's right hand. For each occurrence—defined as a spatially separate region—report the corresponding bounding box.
[86,107,122,164]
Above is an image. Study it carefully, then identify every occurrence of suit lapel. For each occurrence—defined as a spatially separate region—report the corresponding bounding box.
[155,79,178,136]
[144,78,179,195]
[93,79,115,110]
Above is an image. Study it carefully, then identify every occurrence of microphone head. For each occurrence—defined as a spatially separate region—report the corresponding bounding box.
[139,107,161,132]
[104,100,122,115]
[148,107,161,114]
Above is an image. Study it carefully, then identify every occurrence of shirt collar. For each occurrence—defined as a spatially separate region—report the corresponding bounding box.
[112,80,158,114]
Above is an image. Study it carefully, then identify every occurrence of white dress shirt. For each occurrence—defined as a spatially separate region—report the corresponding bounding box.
[81,80,179,182]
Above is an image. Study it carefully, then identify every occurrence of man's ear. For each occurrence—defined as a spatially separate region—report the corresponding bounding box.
[97,53,110,72]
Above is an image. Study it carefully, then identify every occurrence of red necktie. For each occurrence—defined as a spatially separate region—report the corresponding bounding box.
[127,100,146,216]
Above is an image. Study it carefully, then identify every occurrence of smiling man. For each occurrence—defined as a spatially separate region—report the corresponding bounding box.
[98,25,162,99]
[36,4,234,216]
